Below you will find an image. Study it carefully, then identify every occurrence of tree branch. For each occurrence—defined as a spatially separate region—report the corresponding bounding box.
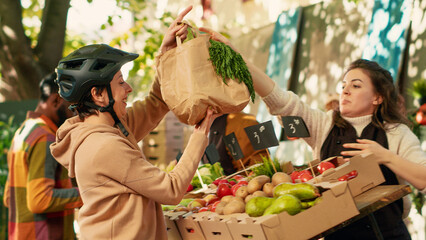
[0,0,41,100]
[34,0,71,71]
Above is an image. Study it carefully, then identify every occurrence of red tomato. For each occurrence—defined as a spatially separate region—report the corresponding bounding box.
[347,170,358,180]
[338,174,349,181]
[298,172,313,182]
[416,110,426,125]
[317,161,335,174]
[290,171,301,183]
[338,170,358,181]
[216,183,233,198]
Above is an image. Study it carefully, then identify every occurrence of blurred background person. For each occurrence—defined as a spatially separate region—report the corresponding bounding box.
[3,73,82,240]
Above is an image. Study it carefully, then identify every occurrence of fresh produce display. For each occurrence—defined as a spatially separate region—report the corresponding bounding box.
[208,39,255,102]
[164,171,323,219]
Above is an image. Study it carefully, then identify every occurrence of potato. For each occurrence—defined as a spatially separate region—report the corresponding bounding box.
[252,190,268,197]
[235,186,249,199]
[223,200,246,215]
[229,196,245,204]
[272,172,292,186]
[215,201,228,215]
[245,194,254,203]
[262,182,274,197]
[221,195,234,204]
[247,175,270,193]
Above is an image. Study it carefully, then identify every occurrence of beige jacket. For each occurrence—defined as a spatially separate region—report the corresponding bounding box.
[51,79,208,239]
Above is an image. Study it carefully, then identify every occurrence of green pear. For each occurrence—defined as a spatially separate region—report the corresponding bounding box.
[273,182,320,200]
[263,194,302,216]
[300,196,323,209]
[245,196,275,217]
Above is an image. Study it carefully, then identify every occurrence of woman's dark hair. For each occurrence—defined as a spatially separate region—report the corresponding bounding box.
[333,59,410,130]
[72,85,107,119]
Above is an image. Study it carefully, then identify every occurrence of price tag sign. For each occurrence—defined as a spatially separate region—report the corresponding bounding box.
[244,120,279,150]
[223,132,244,160]
[204,143,220,164]
[281,116,310,138]
[175,150,183,162]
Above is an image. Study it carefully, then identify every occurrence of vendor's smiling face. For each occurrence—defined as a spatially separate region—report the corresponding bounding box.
[339,68,382,118]
[111,70,132,118]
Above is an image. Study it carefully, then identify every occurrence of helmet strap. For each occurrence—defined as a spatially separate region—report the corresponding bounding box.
[84,85,129,136]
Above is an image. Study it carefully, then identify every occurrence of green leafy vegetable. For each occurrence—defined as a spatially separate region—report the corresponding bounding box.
[208,39,255,102]
[252,155,282,178]
[190,162,224,189]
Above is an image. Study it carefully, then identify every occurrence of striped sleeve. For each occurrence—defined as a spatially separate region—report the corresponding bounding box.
[26,134,82,214]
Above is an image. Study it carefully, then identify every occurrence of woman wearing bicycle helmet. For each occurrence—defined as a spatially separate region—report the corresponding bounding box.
[50,6,218,239]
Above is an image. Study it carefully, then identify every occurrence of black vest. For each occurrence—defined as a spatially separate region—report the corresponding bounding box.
[321,122,410,240]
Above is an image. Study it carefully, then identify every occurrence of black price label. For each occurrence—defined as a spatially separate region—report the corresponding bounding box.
[204,143,220,164]
[281,116,310,138]
[244,120,279,150]
[223,132,244,160]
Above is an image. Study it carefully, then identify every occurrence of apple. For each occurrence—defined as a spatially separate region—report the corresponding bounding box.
[187,199,206,210]
[317,161,335,174]
[203,194,220,205]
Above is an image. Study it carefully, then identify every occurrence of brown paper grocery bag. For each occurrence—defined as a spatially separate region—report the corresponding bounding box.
[156,30,250,125]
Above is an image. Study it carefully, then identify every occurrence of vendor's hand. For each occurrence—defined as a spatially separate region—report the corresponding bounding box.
[341,139,392,164]
[199,27,237,51]
[159,6,192,53]
[194,107,221,136]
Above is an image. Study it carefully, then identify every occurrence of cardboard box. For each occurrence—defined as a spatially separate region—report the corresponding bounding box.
[225,181,359,240]
[197,214,235,240]
[184,181,358,240]
[164,211,184,240]
[174,212,207,240]
[308,154,385,197]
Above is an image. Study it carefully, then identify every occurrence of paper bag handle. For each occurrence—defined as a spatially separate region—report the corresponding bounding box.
[176,22,201,46]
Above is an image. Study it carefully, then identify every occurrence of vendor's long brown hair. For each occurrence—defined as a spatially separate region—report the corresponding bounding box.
[333,59,410,130]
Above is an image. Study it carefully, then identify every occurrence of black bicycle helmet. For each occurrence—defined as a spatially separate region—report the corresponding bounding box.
[56,44,138,103]
[56,44,138,136]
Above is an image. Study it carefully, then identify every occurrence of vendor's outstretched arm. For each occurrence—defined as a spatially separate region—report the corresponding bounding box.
[200,27,275,98]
